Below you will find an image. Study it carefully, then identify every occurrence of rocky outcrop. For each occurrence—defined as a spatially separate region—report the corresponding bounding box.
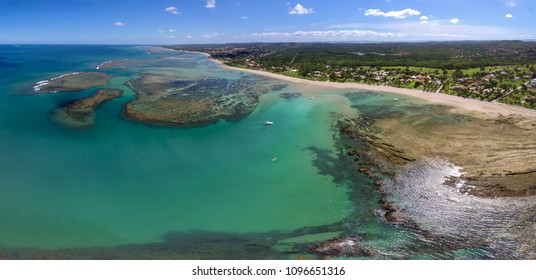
[308,236,379,257]
[357,167,375,178]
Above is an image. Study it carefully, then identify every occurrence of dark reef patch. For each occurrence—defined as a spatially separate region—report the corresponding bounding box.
[0,222,352,260]
[123,73,287,127]
[279,92,302,100]
[50,88,123,129]
[97,56,200,70]
[0,60,17,68]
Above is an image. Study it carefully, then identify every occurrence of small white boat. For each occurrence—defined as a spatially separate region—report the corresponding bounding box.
[393,98,399,101]
[263,121,274,125]
[271,156,278,162]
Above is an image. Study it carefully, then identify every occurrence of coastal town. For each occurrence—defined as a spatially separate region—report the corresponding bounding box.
[242,60,536,107]
[174,42,536,109]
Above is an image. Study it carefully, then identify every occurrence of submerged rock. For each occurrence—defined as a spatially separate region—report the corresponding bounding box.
[1,222,348,260]
[50,88,123,129]
[279,92,302,100]
[270,84,289,91]
[34,72,111,93]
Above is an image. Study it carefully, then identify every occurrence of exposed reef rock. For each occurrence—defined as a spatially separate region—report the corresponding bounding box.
[338,116,415,166]
[337,103,536,198]
[308,236,379,257]
[357,167,375,178]
[34,72,111,93]
[50,88,123,129]
[123,73,286,127]
[332,100,536,259]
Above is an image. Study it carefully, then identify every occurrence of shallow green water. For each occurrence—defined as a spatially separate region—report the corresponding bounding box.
[0,45,355,250]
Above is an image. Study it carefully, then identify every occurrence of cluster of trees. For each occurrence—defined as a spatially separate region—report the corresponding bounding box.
[173,41,536,70]
[257,41,536,69]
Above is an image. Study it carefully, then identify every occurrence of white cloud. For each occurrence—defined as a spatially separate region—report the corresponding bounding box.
[114,22,126,26]
[252,30,396,38]
[206,0,216,9]
[202,33,224,39]
[505,13,513,18]
[419,15,429,24]
[166,35,175,39]
[241,16,250,20]
[329,20,509,40]
[506,1,516,7]
[289,3,315,15]
[450,18,460,24]
[164,6,179,15]
[364,8,421,19]
[158,28,176,33]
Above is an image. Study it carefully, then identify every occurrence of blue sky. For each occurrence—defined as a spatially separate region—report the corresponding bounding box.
[0,0,534,44]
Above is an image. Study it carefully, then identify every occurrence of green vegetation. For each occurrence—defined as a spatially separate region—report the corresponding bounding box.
[167,41,536,109]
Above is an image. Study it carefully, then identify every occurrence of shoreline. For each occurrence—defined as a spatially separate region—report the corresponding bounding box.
[208,56,536,118]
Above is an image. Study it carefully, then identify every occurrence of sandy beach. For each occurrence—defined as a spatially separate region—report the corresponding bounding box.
[210,58,536,118]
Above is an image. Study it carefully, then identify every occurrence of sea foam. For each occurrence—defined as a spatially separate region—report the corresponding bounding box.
[33,72,81,92]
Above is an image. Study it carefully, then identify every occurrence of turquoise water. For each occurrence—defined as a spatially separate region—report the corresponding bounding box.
[0,45,354,250]
[1,45,509,259]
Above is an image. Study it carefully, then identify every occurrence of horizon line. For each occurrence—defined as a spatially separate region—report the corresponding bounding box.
[2,39,536,46]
